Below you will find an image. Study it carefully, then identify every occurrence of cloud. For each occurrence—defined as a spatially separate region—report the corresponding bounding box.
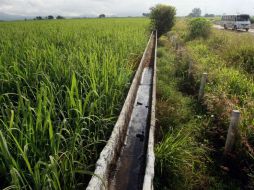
[0,0,154,16]
[0,0,253,17]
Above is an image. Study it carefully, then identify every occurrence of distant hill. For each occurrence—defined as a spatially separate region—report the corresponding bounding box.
[0,12,128,21]
[0,12,32,21]
[0,12,89,21]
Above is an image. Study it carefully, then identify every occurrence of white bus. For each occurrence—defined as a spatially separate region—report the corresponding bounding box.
[221,14,251,31]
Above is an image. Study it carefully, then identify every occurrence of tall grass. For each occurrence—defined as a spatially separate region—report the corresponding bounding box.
[206,30,254,74]
[185,33,254,142]
[155,39,208,189]
[170,19,254,186]
[0,18,149,189]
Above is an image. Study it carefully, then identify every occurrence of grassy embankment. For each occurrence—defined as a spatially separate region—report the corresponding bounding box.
[0,18,149,189]
[155,20,254,189]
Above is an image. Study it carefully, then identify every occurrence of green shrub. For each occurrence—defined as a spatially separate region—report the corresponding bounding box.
[250,17,254,24]
[187,18,212,40]
[150,4,176,37]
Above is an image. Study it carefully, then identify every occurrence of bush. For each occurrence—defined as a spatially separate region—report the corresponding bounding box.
[47,15,54,19]
[251,17,254,24]
[187,18,211,40]
[150,4,176,37]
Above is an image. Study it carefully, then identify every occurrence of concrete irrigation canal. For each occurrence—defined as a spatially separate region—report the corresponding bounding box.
[86,31,157,190]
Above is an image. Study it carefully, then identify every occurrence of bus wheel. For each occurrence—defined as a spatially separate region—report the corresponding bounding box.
[246,28,249,32]
[234,25,237,31]
[224,24,227,29]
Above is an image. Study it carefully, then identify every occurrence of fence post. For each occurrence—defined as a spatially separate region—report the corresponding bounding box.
[198,73,207,101]
[224,110,240,154]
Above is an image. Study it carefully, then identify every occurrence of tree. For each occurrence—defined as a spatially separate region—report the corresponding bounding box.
[150,4,176,37]
[188,8,201,17]
[142,13,150,17]
[56,15,65,19]
[251,17,254,24]
[99,14,106,18]
[47,15,54,19]
[204,13,215,17]
[187,18,211,39]
[35,16,43,20]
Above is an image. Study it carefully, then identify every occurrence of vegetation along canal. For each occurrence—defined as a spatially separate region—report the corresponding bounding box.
[108,34,156,190]
[87,32,157,190]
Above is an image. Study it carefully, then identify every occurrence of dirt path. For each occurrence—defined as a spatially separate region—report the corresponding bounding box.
[213,24,254,34]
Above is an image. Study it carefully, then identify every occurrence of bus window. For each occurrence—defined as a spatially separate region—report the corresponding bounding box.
[237,15,250,21]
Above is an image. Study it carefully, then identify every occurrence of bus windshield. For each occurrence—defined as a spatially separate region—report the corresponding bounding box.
[237,15,250,21]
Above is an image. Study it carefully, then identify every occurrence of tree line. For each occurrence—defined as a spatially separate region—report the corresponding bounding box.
[188,8,216,18]
[34,15,65,20]
[143,8,218,18]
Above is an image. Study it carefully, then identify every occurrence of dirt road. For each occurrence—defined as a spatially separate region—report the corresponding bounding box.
[213,24,254,34]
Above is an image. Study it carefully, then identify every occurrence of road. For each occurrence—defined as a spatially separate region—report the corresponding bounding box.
[213,24,254,34]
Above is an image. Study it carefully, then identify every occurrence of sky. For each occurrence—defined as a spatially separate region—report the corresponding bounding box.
[0,0,254,17]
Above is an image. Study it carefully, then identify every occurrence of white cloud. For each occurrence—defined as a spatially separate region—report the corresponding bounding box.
[0,0,253,17]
